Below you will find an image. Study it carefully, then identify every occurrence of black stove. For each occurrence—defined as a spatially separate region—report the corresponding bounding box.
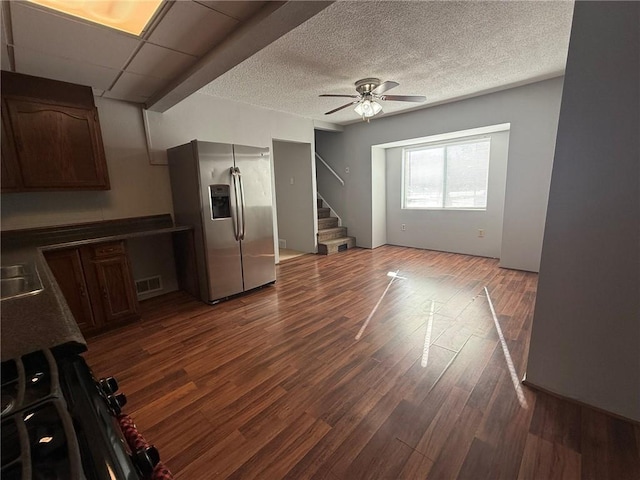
[1,348,171,479]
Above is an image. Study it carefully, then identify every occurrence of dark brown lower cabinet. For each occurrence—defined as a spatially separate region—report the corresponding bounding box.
[44,248,97,333]
[44,241,140,336]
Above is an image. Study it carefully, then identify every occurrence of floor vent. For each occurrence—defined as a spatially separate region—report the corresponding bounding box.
[135,276,163,296]
[338,243,348,252]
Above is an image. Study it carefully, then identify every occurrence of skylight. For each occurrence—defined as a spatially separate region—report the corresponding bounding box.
[28,0,163,36]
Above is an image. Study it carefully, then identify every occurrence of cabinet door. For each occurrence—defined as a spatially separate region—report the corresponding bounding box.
[5,97,109,190]
[44,249,97,334]
[91,252,140,325]
[1,104,23,192]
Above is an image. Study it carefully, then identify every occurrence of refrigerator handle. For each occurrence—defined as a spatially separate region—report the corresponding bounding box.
[236,167,247,240]
[230,167,241,241]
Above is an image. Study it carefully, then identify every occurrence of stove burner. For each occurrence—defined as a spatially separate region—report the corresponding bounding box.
[1,348,172,479]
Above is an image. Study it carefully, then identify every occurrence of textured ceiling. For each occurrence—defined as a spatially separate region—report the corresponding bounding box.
[199,0,574,125]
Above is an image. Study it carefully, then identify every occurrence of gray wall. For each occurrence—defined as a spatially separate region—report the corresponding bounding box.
[526,1,639,421]
[273,140,316,253]
[316,77,563,272]
[127,234,178,300]
[385,130,509,258]
[315,132,346,221]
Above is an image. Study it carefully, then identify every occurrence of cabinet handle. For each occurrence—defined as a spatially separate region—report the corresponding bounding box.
[102,287,107,297]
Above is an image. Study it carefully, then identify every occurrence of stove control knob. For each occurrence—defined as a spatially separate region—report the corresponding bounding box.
[99,377,119,395]
[133,445,160,477]
[106,393,127,415]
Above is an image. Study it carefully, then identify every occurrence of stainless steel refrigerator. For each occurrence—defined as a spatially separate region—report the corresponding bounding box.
[167,140,275,303]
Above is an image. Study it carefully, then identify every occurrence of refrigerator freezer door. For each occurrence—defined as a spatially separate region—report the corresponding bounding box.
[196,142,244,300]
[233,145,276,290]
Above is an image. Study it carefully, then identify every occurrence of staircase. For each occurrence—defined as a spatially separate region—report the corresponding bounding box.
[317,199,356,255]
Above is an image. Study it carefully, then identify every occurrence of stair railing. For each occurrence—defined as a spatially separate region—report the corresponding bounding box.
[315,152,345,186]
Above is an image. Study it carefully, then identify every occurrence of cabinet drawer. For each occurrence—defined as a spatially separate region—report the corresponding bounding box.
[92,241,125,258]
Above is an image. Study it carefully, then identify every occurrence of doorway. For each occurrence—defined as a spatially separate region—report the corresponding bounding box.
[272,140,317,263]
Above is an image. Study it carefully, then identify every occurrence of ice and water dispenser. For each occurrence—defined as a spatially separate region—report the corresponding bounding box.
[209,184,231,219]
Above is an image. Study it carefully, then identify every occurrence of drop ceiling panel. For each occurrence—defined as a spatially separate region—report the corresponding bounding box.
[106,71,166,102]
[13,46,120,91]
[196,1,268,21]
[147,1,239,56]
[10,1,140,70]
[125,43,197,81]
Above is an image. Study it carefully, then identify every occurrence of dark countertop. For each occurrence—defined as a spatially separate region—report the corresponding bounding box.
[1,246,86,361]
[1,215,193,361]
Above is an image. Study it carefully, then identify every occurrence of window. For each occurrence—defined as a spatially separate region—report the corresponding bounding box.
[402,137,491,210]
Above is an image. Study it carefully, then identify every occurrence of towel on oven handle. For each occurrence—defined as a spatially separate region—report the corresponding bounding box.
[117,413,175,480]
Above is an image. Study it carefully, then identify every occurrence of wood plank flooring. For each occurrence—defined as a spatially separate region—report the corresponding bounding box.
[84,245,640,479]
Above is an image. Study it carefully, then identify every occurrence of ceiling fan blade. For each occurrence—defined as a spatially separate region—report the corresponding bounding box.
[381,95,426,102]
[372,81,399,95]
[325,101,357,115]
[319,94,359,98]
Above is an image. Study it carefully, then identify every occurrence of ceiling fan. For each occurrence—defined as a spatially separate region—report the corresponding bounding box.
[320,78,426,121]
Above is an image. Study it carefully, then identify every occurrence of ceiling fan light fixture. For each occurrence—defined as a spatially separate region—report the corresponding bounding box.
[321,78,423,120]
[354,100,382,118]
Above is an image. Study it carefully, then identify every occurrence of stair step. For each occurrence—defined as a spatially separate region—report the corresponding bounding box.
[318,217,338,229]
[318,226,347,242]
[318,236,356,255]
[317,207,330,219]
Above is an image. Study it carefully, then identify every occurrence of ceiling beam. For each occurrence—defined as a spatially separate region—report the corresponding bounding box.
[146,1,333,112]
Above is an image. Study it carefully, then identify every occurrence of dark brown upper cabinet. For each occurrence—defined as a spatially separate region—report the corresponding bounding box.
[1,71,110,192]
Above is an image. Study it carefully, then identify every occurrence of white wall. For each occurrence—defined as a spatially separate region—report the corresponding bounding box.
[1,91,315,233]
[145,93,314,160]
[526,1,639,421]
[315,78,563,272]
[1,98,173,230]
[385,130,509,258]
[273,140,316,253]
[371,147,386,248]
[2,92,316,294]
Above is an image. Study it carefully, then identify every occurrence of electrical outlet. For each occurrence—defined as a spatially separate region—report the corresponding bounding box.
[478,229,485,238]
[401,224,406,231]
[345,167,350,174]
[290,177,294,185]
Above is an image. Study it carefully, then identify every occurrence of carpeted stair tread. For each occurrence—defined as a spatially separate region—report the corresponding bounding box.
[317,207,331,218]
[318,217,339,229]
[318,226,347,242]
[317,236,356,255]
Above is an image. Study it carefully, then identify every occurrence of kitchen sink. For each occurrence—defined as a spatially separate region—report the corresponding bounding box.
[0,263,44,301]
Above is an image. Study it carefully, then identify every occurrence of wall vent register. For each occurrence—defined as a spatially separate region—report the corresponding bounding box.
[135,275,163,296]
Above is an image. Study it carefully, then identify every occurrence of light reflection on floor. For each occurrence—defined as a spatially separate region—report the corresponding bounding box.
[355,270,401,340]
[484,286,528,409]
[353,270,528,408]
[421,300,435,368]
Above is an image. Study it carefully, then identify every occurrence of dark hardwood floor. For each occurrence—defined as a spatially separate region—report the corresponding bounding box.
[85,245,640,479]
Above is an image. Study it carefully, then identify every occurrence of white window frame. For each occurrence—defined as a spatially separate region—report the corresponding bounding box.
[401,135,491,211]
